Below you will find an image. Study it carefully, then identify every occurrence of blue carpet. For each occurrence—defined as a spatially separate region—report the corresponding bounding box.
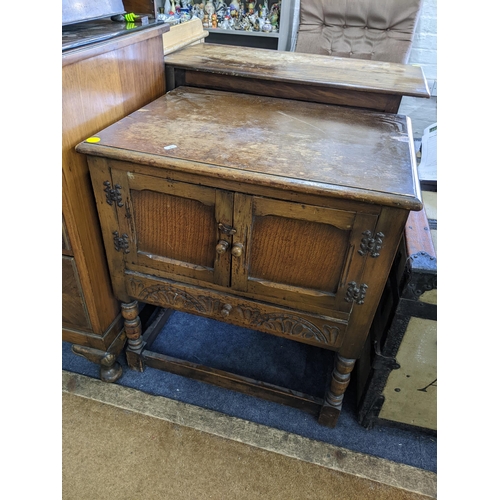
[63,311,437,473]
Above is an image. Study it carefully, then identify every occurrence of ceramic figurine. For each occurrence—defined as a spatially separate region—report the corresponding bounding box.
[247,12,258,30]
[211,13,218,27]
[247,1,255,15]
[243,16,253,30]
[202,13,210,27]
[259,0,268,17]
[221,14,233,29]
[269,2,279,27]
[205,0,215,16]
[262,17,272,32]
[191,4,200,17]
[215,0,226,14]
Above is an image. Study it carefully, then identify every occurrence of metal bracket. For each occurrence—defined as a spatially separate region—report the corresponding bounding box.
[104,181,124,207]
[372,344,401,371]
[345,282,368,304]
[113,231,130,253]
[218,222,236,235]
[358,230,384,258]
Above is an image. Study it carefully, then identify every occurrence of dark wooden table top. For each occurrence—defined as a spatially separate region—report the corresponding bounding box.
[77,86,422,211]
[164,43,430,99]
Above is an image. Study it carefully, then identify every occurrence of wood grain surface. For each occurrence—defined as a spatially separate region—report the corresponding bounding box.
[77,87,422,210]
[164,43,430,97]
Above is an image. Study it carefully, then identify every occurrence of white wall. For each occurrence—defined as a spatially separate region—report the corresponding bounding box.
[407,0,438,95]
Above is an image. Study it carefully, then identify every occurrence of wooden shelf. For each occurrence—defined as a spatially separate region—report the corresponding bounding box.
[205,28,280,38]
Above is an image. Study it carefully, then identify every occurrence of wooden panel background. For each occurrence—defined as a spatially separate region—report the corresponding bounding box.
[62,24,168,348]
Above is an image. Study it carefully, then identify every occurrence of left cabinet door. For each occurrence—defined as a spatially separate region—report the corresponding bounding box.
[106,168,234,288]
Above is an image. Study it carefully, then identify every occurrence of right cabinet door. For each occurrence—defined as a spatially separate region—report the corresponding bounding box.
[231,194,380,318]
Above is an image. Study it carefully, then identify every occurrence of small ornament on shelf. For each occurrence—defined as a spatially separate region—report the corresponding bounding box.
[176,0,280,31]
[259,1,268,17]
[205,0,215,16]
[229,0,240,16]
[269,2,279,28]
[262,17,272,32]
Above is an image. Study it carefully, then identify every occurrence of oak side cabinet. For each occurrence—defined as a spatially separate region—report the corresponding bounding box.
[76,86,422,426]
[62,22,169,380]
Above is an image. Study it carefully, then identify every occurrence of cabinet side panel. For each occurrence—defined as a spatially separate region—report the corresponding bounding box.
[340,207,410,359]
[62,32,167,339]
[62,215,72,255]
[62,256,92,332]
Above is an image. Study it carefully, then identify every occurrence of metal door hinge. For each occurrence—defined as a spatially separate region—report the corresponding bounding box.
[345,282,368,305]
[113,231,130,253]
[104,181,124,207]
[358,230,384,257]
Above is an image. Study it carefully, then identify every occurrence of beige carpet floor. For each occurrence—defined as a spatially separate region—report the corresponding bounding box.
[62,372,436,499]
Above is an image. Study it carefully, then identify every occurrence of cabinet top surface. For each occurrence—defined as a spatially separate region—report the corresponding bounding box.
[62,19,169,52]
[77,87,422,210]
[164,44,430,98]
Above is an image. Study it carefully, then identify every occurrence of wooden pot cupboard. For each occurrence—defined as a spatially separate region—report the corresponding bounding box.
[62,21,170,381]
[76,86,422,427]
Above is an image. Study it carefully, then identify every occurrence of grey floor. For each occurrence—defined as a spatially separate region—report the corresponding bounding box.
[399,96,437,139]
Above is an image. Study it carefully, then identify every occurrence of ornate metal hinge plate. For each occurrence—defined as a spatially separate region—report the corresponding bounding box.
[358,230,384,258]
[104,181,124,207]
[113,231,130,253]
[345,282,368,305]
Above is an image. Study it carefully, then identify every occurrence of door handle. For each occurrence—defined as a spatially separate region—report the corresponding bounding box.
[216,240,229,254]
[231,243,244,257]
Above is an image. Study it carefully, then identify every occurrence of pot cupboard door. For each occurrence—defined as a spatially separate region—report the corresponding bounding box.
[112,170,233,287]
[231,194,379,317]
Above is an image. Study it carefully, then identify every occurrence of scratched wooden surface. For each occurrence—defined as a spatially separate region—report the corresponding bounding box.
[78,87,421,209]
[163,43,430,98]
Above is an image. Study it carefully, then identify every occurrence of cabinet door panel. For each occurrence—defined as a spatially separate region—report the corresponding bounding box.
[133,189,216,266]
[113,170,231,287]
[250,214,350,291]
[235,195,378,315]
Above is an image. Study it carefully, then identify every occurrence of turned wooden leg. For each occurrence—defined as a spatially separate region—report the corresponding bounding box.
[121,300,145,372]
[318,354,356,428]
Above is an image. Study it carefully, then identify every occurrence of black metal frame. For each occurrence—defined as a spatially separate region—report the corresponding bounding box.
[356,235,437,431]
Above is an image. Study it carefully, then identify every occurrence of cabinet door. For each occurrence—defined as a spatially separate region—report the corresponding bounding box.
[231,194,379,316]
[112,170,233,287]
